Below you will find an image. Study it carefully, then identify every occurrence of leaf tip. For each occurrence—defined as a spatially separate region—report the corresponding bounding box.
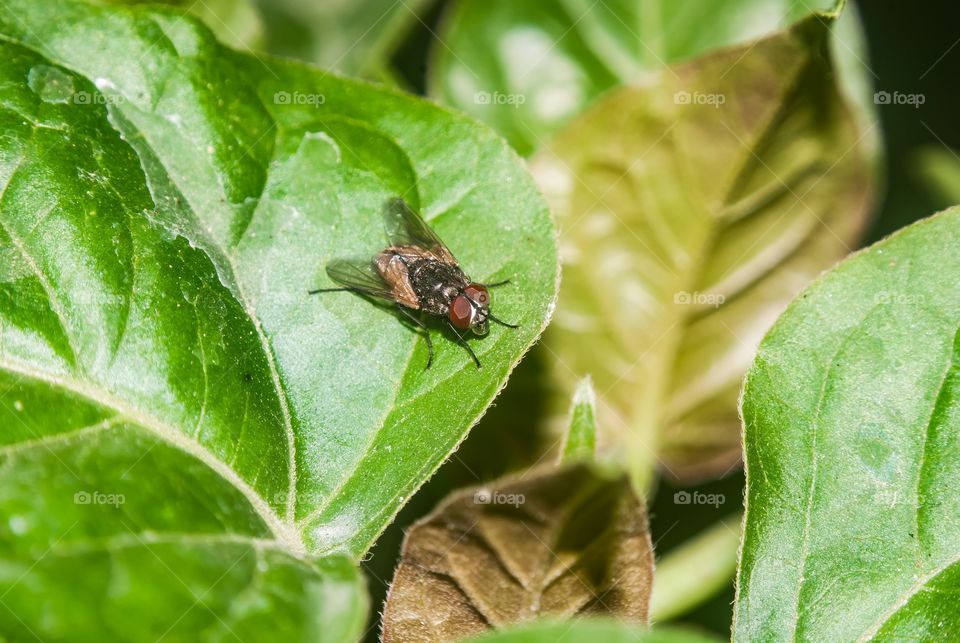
[560,375,597,463]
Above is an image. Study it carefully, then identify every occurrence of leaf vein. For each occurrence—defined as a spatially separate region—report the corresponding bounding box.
[0,356,305,554]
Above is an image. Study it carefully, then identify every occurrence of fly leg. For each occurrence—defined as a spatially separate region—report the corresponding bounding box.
[445,320,482,369]
[484,279,511,288]
[308,287,357,294]
[396,305,434,369]
[488,313,519,328]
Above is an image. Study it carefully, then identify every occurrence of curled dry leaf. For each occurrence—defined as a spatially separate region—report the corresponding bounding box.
[382,463,653,642]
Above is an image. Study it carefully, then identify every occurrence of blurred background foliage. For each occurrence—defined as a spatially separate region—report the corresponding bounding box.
[116,0,960,638]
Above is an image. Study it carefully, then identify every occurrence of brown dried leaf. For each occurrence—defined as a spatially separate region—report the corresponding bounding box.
[382,463,653,642]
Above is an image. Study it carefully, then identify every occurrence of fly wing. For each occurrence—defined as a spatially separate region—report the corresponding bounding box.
[325,258,397,301]
[383,197,457,264]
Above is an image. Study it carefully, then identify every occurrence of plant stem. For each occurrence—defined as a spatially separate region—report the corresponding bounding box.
[650,512,743,622]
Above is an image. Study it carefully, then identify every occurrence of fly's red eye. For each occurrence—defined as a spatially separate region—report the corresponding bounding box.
[449,295,473,329]
[465,284,489,306]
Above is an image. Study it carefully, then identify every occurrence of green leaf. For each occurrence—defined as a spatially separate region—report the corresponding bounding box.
[381,463,653,642]
[735,207,960,640]
[0,0,556,637]
[561,375,597,462]
[430,0,840,155]
[530,15,871,486]
[463,619,723,643]
[2,541,366,641]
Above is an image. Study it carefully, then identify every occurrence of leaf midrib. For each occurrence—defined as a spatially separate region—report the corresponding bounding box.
[564,28,819,471]
[656,30,832,435]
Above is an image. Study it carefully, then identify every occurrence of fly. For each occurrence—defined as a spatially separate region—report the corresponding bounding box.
[309,198,517,369]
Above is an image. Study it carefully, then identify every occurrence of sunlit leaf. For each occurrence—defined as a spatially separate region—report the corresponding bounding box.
[531,15,871,485]
[0,0,557,637]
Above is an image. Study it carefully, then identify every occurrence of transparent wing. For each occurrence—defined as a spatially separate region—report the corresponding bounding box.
[382,197,457,264]
[325,257,397,301]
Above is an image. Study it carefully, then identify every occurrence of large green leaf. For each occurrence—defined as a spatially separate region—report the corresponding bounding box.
[735,208,960,639]
[430,0,841,155]
[530,15,871,485]
[0,0,556,637]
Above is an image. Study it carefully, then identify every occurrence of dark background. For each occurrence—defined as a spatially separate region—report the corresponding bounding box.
[857,0,960,242]
[358,1,960,639]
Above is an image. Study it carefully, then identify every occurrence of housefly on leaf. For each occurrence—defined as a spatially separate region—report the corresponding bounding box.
[309,198,517,369]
